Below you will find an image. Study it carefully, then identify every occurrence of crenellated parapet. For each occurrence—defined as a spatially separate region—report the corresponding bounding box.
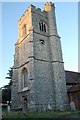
[18,4,48,26]
[18,5,36,25]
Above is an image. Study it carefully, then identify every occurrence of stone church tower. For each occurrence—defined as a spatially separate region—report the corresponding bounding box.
[11,2,68,111]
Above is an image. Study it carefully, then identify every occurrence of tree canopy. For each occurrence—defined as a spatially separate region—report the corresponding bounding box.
[2,67,13,103]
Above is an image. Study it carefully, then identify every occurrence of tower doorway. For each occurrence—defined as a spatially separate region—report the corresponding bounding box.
[22,95,28,112]
[19,88,30,112]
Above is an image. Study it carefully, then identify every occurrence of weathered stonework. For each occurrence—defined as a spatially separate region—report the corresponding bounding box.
[11,2,69,111]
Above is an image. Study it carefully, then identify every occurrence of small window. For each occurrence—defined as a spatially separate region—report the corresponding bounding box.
[39,21,47,32]
[40,39,45,45]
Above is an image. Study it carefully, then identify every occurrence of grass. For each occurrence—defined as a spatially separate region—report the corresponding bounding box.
[2,108,80,119]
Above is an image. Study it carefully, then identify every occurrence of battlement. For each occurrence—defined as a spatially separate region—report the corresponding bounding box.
[44,2,54,6]
[44,2,55,11]
[18,3,48,26]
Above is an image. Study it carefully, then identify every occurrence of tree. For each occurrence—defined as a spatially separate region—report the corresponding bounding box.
[5,67,13,86]
[2,67,13,103]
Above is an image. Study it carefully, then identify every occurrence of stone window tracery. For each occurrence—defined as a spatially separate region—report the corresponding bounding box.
[39,21,47,32]
[24,24,26,35]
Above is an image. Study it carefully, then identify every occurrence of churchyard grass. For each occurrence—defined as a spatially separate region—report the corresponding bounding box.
[2,108,80,119]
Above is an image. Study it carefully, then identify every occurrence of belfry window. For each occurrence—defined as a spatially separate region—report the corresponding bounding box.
[44,24,46,32]
[39,23,41,31]
[39,21,47,32]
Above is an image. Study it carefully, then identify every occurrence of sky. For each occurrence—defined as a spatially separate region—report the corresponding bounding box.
[0,2,78,88]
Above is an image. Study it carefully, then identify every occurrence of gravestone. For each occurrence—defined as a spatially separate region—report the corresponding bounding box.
[70,101,76,111]
[7,101,11,112]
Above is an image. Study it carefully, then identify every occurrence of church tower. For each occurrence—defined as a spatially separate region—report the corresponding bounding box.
[11,2,68,111]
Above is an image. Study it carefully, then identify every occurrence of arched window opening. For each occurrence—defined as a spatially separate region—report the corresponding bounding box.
[39,23,41,31]
[42,22,43,31]
[24,25,26,35]
[39,21,47,33]
[21,24,27,37]
[44,24,46,32]
[21,68,28,90]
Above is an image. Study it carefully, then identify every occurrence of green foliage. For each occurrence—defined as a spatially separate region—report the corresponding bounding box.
[2,88,11,103]
[2,67,13,103]
[5,67,13,86]
[2,110,80,119]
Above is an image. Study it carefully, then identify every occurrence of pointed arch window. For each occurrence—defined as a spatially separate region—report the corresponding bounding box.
[24,24,26,35]
[21,68,28,89]
[44,24,46,32]
[21,24,27,37]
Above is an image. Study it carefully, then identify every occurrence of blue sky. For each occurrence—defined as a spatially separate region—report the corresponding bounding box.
[1,2,78,87]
